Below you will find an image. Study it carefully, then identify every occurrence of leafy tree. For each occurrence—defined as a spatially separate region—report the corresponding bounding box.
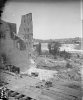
[51,42,61,56]
[38,42,41,55]
[33,43,42,55]
[60,50,71,59]
[35,42,42,55]
[48,43,51,54]
[48,41,61,56]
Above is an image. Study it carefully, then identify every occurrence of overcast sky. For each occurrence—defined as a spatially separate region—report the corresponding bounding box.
[1,0,82,39]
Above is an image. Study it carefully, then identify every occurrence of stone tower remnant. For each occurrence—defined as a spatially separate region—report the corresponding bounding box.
[18,13,33,56]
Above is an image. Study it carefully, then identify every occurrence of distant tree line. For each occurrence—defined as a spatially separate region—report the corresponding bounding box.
[48,41,71,59]
[33,37,81,44]
[33,41,71,59]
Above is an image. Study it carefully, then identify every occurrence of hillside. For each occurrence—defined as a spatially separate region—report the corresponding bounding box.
[33,37,81,44]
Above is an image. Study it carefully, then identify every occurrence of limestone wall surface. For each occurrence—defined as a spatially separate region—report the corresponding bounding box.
[0,13,33,72]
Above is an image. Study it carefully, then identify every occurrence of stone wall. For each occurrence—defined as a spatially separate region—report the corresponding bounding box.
[18,13,33,55]
[0,15,33,72]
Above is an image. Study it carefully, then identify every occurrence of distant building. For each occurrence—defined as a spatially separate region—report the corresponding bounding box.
[0,13,33,72]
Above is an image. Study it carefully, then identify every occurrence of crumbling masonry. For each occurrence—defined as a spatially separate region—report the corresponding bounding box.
[18,13,33,54]
[0,13,33,72]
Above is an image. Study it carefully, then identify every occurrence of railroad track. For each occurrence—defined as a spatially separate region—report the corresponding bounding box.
[0,70,82,100]
[2,88,36,100]
[6,87,82,100]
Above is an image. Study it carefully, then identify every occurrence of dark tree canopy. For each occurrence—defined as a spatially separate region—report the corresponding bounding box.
[48,43,51,54]
[38,42,41,55]
[48,41,61,56]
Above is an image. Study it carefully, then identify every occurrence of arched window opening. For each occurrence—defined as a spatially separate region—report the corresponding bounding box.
[16,39,26,50]
[17,42,20,49]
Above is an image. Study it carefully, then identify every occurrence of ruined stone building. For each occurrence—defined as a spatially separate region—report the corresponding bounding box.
[18,13,33,55]
[0,13,33,72]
